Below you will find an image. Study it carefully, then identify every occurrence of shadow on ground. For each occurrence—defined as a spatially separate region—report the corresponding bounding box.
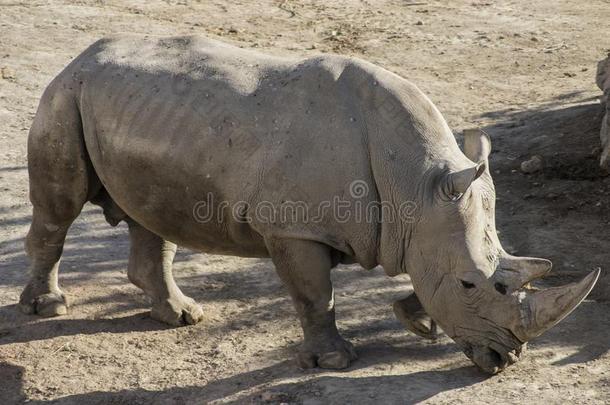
[3,359,484,405]
[0,362,25,405]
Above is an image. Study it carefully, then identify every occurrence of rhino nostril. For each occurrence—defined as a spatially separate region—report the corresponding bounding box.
[494,282,507,295]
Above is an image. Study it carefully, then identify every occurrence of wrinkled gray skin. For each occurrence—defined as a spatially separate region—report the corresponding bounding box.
[21,35,599,374]
[597,55,610,167]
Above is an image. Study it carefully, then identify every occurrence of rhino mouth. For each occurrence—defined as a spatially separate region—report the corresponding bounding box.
[460,341,524,374]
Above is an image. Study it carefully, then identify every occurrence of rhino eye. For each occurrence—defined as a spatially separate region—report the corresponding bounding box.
[461,280,476,289]
[494,282,507,295]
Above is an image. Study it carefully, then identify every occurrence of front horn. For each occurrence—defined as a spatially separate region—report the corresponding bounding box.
[513,269,600,342]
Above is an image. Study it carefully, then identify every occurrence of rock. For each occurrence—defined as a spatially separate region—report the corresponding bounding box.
[1,67,15,79]
[520,155,543,174]
[262,392,275,401]
[261,390,289,402]
[546,192,559,200]
[302,398,324,405]
[415,20,424,25]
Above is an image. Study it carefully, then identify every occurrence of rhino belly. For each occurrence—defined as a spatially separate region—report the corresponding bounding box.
[97,156,268,257]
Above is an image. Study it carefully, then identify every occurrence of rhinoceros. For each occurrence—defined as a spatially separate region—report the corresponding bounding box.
[20,35,599,374]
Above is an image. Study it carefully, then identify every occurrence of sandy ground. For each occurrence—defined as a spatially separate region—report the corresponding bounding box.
[0,1,609,404]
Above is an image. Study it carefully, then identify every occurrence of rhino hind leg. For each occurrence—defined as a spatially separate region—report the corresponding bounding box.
[267,238,357,370]
[393,293,439,340]
[126,220,204,326]
[19,84,94,317]
[19,206,80,317]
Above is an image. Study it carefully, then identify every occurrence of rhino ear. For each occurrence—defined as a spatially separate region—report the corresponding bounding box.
[445,161,486,198]
[463,128,491,163]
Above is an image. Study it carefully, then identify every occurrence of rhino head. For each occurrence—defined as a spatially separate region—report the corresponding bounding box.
[405,129,599,374]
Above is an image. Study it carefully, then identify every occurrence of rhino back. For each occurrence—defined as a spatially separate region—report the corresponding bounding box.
[66,35,378,264]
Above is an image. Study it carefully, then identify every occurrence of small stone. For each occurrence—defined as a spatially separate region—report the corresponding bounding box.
[415,20,424,25]
[261,391,288,402]
[302,398,324,405]
[546,192,559,199]
[1,67,15,79]
[520,155,543,174]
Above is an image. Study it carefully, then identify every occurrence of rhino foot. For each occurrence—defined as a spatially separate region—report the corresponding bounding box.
[296,337,357,370]
[151,296,204,326]
[19,289,68,317]
[393,296,439,340]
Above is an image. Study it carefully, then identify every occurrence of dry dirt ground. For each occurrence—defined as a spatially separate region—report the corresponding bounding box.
[1,1,610,404]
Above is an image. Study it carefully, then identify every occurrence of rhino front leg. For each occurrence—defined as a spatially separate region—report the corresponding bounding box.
[127,220,204,326]
[267,238,357,370]
[393,293,439,340]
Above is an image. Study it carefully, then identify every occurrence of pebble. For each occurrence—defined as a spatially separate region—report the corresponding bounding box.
[261,391,288,402]
[261,391,274,401]
[546,192,559,199]
[302,398,324,405]
[520,155,543,174]
[1,67,15,79]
